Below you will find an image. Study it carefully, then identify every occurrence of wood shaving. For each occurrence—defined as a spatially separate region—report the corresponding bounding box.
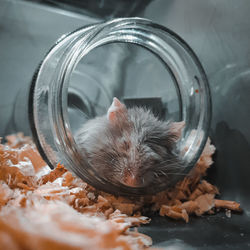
[0,133,242,249]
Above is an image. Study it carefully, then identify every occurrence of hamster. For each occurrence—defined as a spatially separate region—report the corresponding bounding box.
[75,97,184,188]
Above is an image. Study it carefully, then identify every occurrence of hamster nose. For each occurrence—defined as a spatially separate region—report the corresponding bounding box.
[121,173,148,187]
[120,170,139,187]
[122,175,138,187]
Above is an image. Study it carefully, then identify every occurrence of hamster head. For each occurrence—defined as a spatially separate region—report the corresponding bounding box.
[75,97,184,188]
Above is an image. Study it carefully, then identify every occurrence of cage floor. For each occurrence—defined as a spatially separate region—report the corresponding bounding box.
[140,212,250,249]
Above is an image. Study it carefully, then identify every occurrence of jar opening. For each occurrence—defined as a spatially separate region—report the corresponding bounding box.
[31,18,211,195]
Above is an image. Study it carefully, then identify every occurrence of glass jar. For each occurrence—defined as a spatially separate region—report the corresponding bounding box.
[25,17,210,195]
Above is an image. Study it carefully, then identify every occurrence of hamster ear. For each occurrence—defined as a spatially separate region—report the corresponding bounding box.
[170,121,185,140]
[107,97,127,122]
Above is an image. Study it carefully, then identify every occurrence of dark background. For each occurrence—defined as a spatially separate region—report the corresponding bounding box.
[0,0,249,248]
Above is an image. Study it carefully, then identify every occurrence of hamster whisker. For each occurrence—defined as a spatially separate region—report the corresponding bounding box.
[142,177,145,184]
[157,158,182,165]
[88,156,118,168]
[158,170,167,176]
[155,162,183,170]
[154,172,159,178]
[166,171,189,176]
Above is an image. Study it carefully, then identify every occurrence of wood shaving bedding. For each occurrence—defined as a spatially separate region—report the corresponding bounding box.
[0,133,242,249]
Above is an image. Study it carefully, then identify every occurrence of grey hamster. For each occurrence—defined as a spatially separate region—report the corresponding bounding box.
[75,97,184,188]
